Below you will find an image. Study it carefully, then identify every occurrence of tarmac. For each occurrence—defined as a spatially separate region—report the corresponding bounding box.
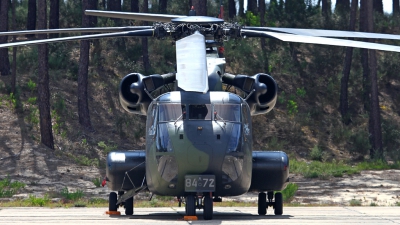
[1,207,400,224]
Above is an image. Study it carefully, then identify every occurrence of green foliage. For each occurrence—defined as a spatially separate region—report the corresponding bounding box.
[281,183,298,203]
[266,136,287,150]
[290,159,359,179]
[287,100,298,116]
[382,119,400,161]
[349,129,371,156]
[73,155,99,167]
[296,88,306,98]
[27,107,39,127]
[240,11,260,26]
[370,202,378,206]
[356,159,400,170]
[349,199,362,206]
[26,195,50,207]
[97,141,117,154]
[396,202,400,206]
[0,176,26,198]
[278,91,286,104]
[92,178,102,188]
[74,201,87,207]
[27,97,37,105]
[60,187,84,201]
[310,145,324,161]
[27,79,37,92]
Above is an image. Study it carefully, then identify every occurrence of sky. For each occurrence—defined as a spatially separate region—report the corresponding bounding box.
[252,1,394,14]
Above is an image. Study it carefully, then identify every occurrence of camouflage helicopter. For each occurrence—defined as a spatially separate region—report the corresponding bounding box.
[2,4,400,221]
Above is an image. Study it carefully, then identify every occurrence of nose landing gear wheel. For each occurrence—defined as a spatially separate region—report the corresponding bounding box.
[125,197,133,215]
[258,192,267,215]
[203,195,213,220]
[185,195,196,216]
[274,192,283,215]
[109,192,118,211]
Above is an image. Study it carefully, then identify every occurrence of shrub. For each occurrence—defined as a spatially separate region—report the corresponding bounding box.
[349,199,362,206]
[281,183,298,203]
[310,145,324,161]
[26,195,50,207]
[60,187,84,201]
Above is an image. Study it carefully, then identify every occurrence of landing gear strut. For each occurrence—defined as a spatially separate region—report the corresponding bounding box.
[257,191,283,215]
[184,194,214,220]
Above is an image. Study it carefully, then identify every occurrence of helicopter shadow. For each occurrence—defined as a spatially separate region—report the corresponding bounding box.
[109,209,292,223]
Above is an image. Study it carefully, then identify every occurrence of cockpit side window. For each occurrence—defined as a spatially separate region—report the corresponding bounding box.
[147,104,157,136]
[213,104,240,122]
[189,104,212,120]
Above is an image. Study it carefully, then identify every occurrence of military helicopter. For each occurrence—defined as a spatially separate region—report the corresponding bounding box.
[1,4,400,221]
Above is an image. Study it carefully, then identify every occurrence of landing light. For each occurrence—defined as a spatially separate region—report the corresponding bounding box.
[168,184,176,189]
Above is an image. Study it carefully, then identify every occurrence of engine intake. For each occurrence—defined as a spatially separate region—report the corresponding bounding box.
[119,73,176,115]
[222,73,278,115]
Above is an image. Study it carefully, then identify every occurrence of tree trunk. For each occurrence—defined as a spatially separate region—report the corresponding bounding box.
[339,0,358,124]
[159,0,167,13]
[360,0,370,113]
[0,0,10,76]
[192,0,207,16]
[259,0,268,72]
[37,0,54,150]
[27,0,36,38]
[247,0,257,15]
[78,0,97,131]
[11,0,16,93]
[142,0,150,73]
[131,0,139,12]
[335,0,350,13]
[373,0,383,14]
[49,0,60,38]
[238,0,244,17]
[228,0,235,19]
[367,0,383,158]
[394,0,400,16]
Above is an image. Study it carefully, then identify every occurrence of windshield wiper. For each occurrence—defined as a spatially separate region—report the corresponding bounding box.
[214,111,226,125]
[174,112,186,126]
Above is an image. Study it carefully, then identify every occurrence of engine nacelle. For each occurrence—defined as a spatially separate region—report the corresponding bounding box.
[222,73,278,115]
[119,73,152,115]
[249,151,289,192]
[119,72,176,115]
[247,73,278,115]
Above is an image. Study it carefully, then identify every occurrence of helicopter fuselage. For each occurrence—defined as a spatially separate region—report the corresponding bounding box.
[145,91,253,197]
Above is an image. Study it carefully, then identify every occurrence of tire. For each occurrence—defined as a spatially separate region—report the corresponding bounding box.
[274,192,283,215]
[185,195,196,216]
[203,195,213,220]
[125,197,134,215]
[258,192,267,215]
[109,192,118,211]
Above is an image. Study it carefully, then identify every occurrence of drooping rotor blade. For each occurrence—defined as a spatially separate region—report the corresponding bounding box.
[85,10,185,23]
[0,26,153,36]
[245,26,400,41]
[241,29,400,53]
[0,29,154,49]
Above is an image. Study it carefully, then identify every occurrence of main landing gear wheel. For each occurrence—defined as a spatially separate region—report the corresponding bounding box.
[203,195,213,220]
[125,197,133,215]
[274,192,283,215]
[109,192,118,211]
[185,195,196,216]
[258,192,267,215]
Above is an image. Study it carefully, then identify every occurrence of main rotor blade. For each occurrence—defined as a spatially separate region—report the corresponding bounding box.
[0,26,152,36]
[241,29,400,53]
[245,26,400,41]
[85,10,185,23]
[0,29,154,48]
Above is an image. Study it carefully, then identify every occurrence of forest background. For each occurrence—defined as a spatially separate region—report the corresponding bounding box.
[1,0,400,171]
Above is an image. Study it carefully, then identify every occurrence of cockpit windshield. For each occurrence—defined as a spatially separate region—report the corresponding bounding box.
[189,104,212,120]
[213,104,241,122]
[158,104,186,122]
